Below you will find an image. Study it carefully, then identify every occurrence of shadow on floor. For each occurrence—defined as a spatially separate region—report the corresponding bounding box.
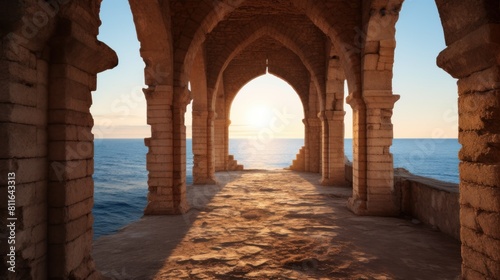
[93,170,461,279]
[92,171,243,279]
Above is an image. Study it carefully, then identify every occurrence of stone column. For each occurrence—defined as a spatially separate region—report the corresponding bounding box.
[364,93,399,215]
[172,87,190,213]
[192,110,217,184]
[302,118,310,172]
[319,112,329,178]
[144,85,175,214]
[346,97,368,214]
[346,92,399,216]
[438,23,500,280]
[214,118,228,171]
[306,117,321,173]
[47,21,117,279]
[1,19,52,277]
[321,110,346,185]
[207,111,216,178]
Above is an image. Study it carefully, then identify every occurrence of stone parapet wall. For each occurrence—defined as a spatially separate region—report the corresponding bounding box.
[345,162,460,240]
[394,169,460,240]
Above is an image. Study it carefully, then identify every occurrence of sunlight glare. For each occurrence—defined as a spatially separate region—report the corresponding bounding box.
[246,105,273,128]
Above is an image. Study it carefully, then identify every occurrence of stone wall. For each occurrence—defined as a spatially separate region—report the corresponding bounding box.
[394,169,460,240]
[345,162,460,240]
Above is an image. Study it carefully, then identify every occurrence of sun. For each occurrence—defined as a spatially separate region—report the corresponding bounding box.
[246,105,273,128]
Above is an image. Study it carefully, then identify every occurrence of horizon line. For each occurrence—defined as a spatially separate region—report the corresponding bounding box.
[93,137,460,140]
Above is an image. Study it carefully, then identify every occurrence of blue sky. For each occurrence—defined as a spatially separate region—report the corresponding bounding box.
[91,0,458,139]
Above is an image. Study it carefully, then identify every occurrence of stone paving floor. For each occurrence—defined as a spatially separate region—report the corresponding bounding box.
[93,170,461,280]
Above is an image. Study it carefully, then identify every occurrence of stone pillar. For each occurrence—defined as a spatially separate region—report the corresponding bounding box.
[302,118,310,172]
[305,117,321,173]
[319,112,329,178]
[346,97,368,214]
[214,118,229,171]
[48,63,95,279]
[172,88,190,213]
[364,93,399,214]
[438,23,500,280]
[0,19,51,277]
[144,85,176,214]
[47,21,117,279]
[321,110,346,185]
[192,110,217,184]
[346,92,399,216]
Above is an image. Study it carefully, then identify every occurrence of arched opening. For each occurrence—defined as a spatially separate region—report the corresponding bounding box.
[228,74,304,169]
[344,79,354,174]
[393,0,459,184]
[185,97,194,185]
[90,0,149,240]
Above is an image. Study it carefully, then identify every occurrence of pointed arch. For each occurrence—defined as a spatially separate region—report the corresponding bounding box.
[211,25,325,110]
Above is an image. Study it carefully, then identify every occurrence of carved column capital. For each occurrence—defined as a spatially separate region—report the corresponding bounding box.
[363,94,400,109]
[346,95,365,110]
[50,18,117,74]
[305,117,322,127]
[438,24,500,79]
[144,85,174,106]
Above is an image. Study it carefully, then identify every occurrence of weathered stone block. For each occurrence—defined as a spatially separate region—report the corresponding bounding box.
[461,182,500,212]
[379,39,396,49]
[460,205,478,231]
[65,231,92,276]
[458,90,499,114]
[48,109,93,127]
[363,54,379,70]
[462,226,500,262]
[49,197,93,225]
[147,162,173,172]
[0,123,40,158]
[48,177,94,207]
[459,131,500,163]
[48,159,90,182]
[32,222,47,244]
[49,79,92,112]
[146,153,173,163]
[476,211,500,240]
[0,81,38,106]
[460,162,500,187]
[48,124,79,141]
[22,202,46,229]
[6,61,38,85]
[50,64,95,88]
[48,214,91,243]
[8,158,47,184]
[0,103,47,126]
[364,41,379,54]
[48,141,93,161]
[458,66,500,94]
[461,246,499,279]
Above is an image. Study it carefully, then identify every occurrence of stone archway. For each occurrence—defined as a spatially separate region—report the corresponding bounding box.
[206,33,324,178]
[2,0,499,279]
[226,73,306,168]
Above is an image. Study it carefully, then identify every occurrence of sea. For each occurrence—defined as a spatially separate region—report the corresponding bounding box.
[93,138,460,238]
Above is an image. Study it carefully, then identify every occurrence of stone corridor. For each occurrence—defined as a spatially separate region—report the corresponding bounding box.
[93,171,461,280]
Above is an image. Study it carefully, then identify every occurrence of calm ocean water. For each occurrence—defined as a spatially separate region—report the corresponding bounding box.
[93,138,460,238]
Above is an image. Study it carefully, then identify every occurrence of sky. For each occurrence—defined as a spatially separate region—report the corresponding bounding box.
[91,0,458,139]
